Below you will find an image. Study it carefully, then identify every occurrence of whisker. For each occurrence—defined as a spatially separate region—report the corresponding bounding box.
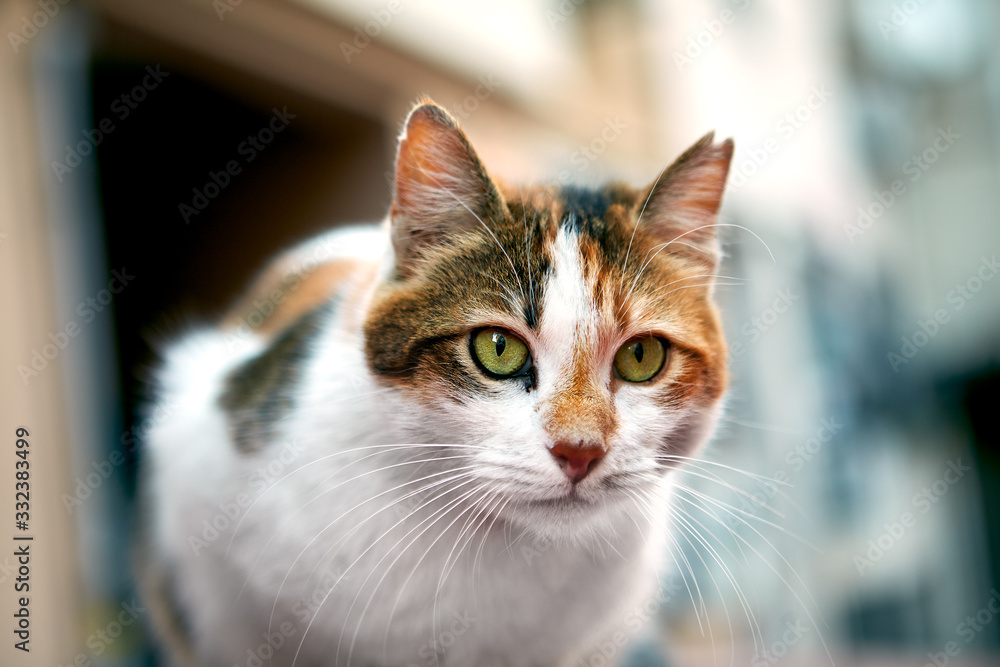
[291,476,482,667]
[667,457,810,519]
[666,480,834,665]
[674,483,819,552]
[660,281,745,297]
[337,482,491,665]
[234,453,482,603]
[472,493,509,591]
[265,468,479,639]
[226,442,487,555]
[439,488,503,587]
[292,467,480,593]
[671,498,766,659]
[477,270,522,308]
[670,484,832,663]
[439,186,526,301]
[378,488,501,663]
[663,464,787,519]
[651,273,746,294]
[427,488,504,666]
[717,416,807,436]
[620,222,774,309]
[625,487,708,637]
[483,289,524,314]
[619,164,670,288]
[657,454,794,486]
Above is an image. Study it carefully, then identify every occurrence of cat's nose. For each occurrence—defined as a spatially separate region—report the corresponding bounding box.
[549,442,606,483]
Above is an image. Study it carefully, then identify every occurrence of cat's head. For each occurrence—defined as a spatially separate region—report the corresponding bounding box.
[363,100,732,540]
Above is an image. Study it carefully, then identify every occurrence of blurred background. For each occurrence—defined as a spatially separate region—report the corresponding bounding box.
[1,0,998,665]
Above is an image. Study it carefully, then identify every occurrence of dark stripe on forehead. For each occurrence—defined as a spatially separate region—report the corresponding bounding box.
[524,301,538,329]
[559,186,611,232]
[504,198,551,330]
[522,220,544,329]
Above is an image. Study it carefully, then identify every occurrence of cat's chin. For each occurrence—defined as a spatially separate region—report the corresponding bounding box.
[501,489,648,543]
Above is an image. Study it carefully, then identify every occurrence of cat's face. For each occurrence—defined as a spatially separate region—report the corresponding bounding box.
[364,101,732,540]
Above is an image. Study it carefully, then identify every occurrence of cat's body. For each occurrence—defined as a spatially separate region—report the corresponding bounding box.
[139,101,733,667]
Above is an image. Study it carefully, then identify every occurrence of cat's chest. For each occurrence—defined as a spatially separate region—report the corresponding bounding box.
[272,519,654,666]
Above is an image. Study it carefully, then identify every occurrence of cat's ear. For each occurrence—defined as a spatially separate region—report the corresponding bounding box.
[389,99,502,276]
[638,132,734,268]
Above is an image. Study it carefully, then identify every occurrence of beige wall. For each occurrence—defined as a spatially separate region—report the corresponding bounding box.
[0,1,82,664]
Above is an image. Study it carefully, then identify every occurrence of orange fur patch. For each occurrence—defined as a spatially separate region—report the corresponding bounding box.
[542,345,616,449]
[222,254,369,340]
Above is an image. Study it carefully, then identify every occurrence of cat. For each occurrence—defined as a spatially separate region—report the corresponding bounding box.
[136,98,734,667]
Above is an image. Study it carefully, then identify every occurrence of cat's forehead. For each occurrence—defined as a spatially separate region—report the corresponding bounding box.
[488,182,700,323]
[458,183,636,334]
[502,182,639,243]
[420,183,705,350]
[555,186,615,228]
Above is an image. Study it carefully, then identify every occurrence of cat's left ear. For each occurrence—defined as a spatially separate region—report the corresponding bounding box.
[389,99,504,277]
[638,132,734,268]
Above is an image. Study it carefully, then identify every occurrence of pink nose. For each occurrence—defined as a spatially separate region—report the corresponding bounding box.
[549,442,606,483]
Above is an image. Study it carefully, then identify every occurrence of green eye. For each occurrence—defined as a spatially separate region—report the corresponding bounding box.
[614,336,668,383]
[472,328,529,377]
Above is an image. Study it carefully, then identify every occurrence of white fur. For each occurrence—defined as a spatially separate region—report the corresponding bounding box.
[143,223,715,667]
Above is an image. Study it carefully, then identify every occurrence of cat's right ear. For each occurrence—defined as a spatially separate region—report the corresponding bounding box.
[638,132,734,269]
[389,100,502,277]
